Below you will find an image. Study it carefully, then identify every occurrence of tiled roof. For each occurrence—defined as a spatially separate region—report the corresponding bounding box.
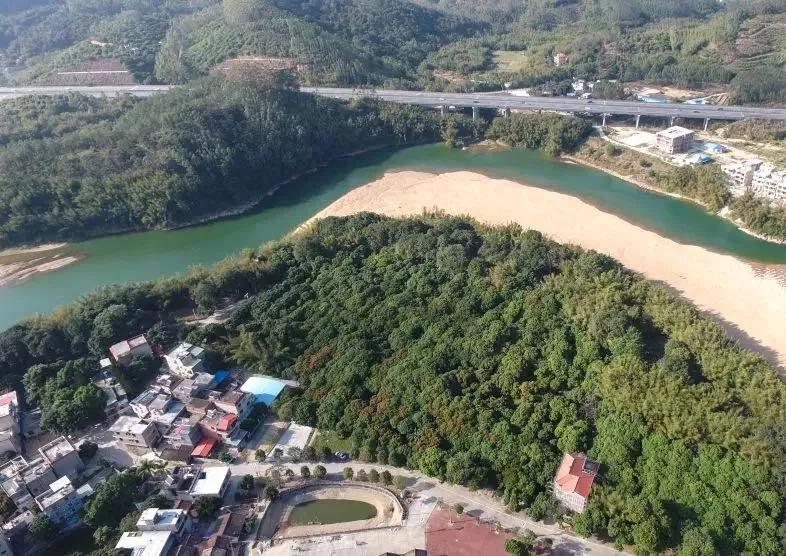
[554,453,598,499]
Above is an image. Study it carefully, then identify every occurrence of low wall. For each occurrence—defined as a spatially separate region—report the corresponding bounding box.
[259,481,404,540]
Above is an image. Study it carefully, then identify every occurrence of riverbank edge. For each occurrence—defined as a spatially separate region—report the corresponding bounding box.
[561,153,786,246]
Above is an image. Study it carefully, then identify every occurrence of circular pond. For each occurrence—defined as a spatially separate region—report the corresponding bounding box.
[289,498,378,525]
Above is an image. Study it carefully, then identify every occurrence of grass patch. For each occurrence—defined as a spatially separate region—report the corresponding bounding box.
[312,430,353,453]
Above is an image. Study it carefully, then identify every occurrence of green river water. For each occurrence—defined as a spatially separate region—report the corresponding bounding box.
[3,143,786,332]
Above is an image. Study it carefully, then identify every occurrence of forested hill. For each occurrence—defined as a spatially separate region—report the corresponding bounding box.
[5,0,786,100]
[0,79,482,248]
[0,214,784,553]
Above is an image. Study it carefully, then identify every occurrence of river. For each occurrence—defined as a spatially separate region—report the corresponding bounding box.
[3,143,786,332]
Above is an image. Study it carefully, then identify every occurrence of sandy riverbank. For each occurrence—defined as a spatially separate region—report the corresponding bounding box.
[306,170,786,372]
[0,243,81,287]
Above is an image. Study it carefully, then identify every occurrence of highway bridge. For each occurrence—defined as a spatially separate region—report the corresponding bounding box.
[2,85,786,124]
[302,87,786,125]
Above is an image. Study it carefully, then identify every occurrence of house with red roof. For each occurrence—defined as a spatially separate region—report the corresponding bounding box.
[553,452,599,513]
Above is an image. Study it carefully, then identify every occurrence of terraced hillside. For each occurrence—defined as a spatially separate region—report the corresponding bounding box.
[728,13,786,73]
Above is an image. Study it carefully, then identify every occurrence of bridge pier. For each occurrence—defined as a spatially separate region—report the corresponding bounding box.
[669,116,675,126]
[439,105,445,117]
[703,117,710,131]
[472,106,479,120]
[635,114,641,129]
[500,107,511,118]
[601,113,607,127]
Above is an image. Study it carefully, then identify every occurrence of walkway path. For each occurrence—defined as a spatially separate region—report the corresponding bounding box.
[224,460,622,555]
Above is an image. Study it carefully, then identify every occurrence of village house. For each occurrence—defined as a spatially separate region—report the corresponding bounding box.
[722,160,762,196]
[0,456,58,510]
[34,476,85,528]
[109,415,162,449]
[553,453,599,513]
[0,392,21,455]
[164,343,207,378]
[38,436,84,481]
[109,335,154,366]
[656,126,694,154]
[553,51,568,67]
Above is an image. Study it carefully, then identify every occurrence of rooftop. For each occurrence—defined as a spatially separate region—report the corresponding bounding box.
[190,437,218,458]
[137,507,186,531]
[110,415,153,435]
[190,466,229,496]
[115,530,173,556]
[109,334,149,359]
[167,342,205,362]
[240,376,287,406]
[554,453,598,499]
[132,388,160,407]
[0,391,18,417]
[36,476,74,509]
[39,436,77,463]
[657,125,693,139]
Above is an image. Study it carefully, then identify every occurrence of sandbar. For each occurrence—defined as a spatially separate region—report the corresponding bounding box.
[306,170,786,372]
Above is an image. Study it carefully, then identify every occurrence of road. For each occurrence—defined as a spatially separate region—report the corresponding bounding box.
[1,84,785,121]
[301,87,786,121]
[225,460,622,555]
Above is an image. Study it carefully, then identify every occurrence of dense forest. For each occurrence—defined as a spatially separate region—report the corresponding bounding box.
[0,78,484,248]
[3,0,786,101]
[0,214,784,554]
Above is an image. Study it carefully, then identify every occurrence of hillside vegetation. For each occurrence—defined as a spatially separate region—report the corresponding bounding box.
[0,214,784,554]
[0,79,481,248]
[4,0,786,99]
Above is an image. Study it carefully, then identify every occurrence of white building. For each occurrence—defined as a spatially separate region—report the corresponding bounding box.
[136,508,189,535]
[34,476,84,528]
[0,392,21,455]
[190,466,231,499]
[115,530,174,556]
[109,416,161,449]
[722,160,762,196]
[163,343,207,378]
[751,164,786,204]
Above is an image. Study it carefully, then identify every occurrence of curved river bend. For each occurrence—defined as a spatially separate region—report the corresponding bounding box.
[3,144,786,331]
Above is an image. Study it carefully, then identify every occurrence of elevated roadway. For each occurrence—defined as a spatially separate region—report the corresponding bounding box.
[2,84,786,122]
[301,87,786,122]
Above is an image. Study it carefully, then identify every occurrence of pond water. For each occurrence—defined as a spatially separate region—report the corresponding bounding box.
[289,498,378,525]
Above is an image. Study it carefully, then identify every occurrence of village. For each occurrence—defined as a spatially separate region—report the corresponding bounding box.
[0,332,612,556]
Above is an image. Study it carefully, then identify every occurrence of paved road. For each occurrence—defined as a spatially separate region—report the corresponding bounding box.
[1,84,784,121]
[225,460,622,555]
[0,85,171,101]
[301,86,786,121]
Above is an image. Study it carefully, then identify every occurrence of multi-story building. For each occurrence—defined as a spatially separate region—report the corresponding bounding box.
[34,476,84,528]
[130,389,185,430]
[722,160,762,196]
[0,392,21,455]
[94,372,129,420]
[164,465,231,500]
[115,530,174,556]
[0,456,58,510]
[109,416,162,449]
[109,335,154,366]
[656,126,694,154]
[213,391,254,421]
[163,418,202,451]
[197,408,239,442]
[553,453,599,514]
[38,436,84,481]
[136,507,190,536]
[751,163,786,204]
[164,343,207,379]
[171,372,215,404]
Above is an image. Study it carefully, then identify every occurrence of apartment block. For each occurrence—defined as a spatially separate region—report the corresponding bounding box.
[109,415,162,449]
[164,343,207,379]
[656,126,694,154]
[38,436,84,481]
[34,476,84,528]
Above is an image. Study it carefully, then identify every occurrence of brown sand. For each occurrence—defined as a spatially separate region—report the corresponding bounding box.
[306,170,786,372]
